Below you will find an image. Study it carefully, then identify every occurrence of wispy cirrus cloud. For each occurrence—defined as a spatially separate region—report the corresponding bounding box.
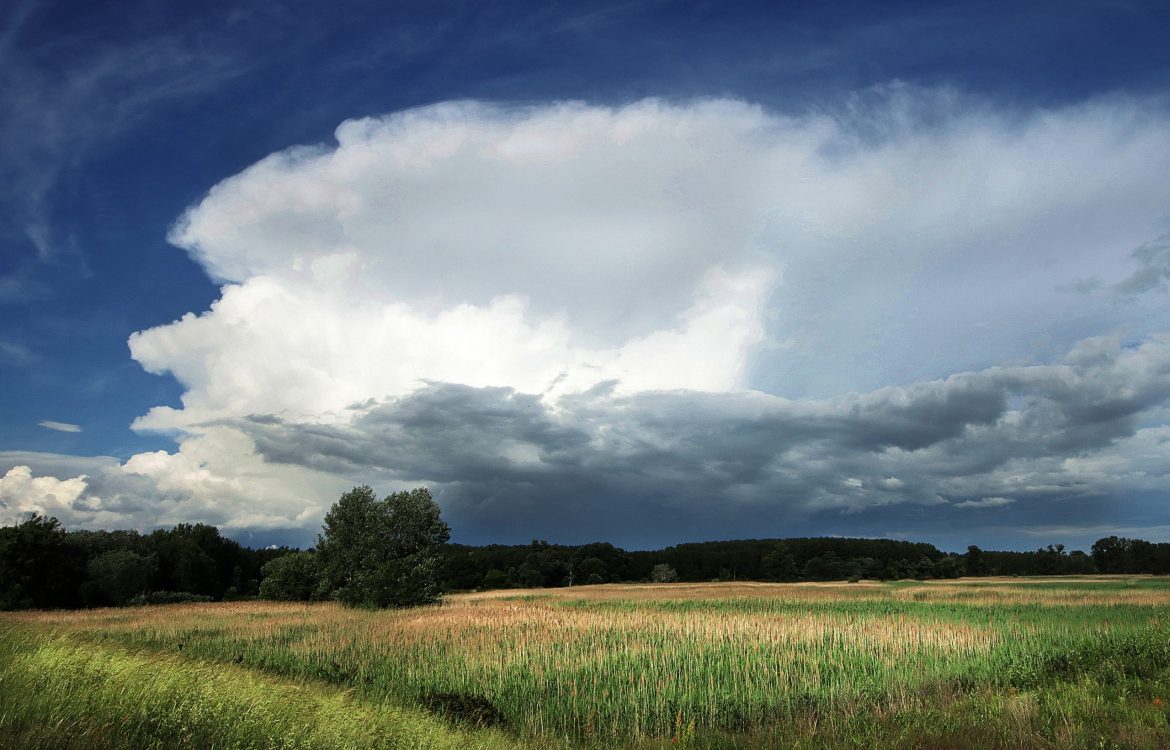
[0,1,246,284]
[38,420,81,433]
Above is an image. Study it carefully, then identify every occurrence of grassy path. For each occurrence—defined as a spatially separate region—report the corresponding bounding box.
[0,625,524,750]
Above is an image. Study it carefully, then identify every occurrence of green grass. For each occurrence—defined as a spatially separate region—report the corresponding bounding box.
[3,578,1170,748]
[0,624,524,750]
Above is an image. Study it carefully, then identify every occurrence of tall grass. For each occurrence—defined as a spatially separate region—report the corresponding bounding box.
[0,624,523,750]
[3,577,1170,748]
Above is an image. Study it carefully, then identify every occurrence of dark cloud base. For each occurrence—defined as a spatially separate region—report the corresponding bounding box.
[236,334,1170,548]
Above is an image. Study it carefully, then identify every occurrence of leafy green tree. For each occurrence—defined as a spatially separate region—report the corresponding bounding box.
[0,514,85,610]
[480,568,511,590]
[316,485,379,604]
[317,486,451,608]
[149,523,239,597]
[884,559,912,580]
[1065,550,1097,574]
[803,551,848,581]
[913,556,936,580]
[963,545,988,576]
[858,557,884,580]
[259,551,321,601]
[1091,536,1133,573]
[760,545,798,581]
[932,554,963,579]
[574,557,608,585]
[82,550,157,606]
[515,561,545,587]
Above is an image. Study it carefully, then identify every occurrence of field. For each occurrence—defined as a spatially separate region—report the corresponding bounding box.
[3,577,1170,749]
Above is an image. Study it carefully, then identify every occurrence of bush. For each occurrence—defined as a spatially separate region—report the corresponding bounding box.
[650,563,679,583]
[127,591,214,606]
[259,551,320,601]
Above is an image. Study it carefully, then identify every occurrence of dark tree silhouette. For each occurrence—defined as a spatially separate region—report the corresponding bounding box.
[0,514,85,609]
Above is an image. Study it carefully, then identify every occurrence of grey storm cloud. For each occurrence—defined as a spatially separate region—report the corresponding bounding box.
[9,332,1168,547]
[234,334,1170,546]
[1116,233,1170,296]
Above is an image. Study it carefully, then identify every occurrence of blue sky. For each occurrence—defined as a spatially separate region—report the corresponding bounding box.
[3,0,1170,550]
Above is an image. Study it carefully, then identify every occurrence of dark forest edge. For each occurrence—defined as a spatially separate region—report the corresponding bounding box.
[3,512,1168,611]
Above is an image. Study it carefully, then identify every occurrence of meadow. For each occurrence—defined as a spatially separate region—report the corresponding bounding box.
[3,577,1170,749]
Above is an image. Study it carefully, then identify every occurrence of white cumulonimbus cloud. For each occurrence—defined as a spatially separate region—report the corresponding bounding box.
[8,89,1170,544]
[0,465,89,526]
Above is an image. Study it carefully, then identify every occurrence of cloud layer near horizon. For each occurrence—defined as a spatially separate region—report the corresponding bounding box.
[6,89,1170,547]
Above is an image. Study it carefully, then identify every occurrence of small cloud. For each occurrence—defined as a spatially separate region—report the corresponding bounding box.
[954,496,1014,509]
[38,420,81,433]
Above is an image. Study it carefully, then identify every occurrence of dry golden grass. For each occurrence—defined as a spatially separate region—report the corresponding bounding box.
[467,576,1170,606]
[5,576,1169,743]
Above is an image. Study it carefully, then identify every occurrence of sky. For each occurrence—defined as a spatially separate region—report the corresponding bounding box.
[2,0,1170,551]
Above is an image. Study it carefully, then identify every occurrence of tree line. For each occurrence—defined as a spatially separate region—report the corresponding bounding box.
[434,537,1168,590]
[0,514,289,610]
[2,485,1169,611]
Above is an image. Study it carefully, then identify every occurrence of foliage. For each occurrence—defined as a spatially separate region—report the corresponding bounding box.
[6,504,1170,611]
[0,517,290,611]
[259,550,321,601]
[439,535,1170,591]
[964,544,988,576]
[650,563,679,583]
[1092,535,1170,574]
[759,544,798,581]
[0,514,85,609]
[440,537,970,590]
[480,569,511,590]
[126,591,214,606]
[316,486,451,608]
[81,550,157,606]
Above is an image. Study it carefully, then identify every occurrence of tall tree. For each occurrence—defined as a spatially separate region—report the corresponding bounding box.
[1091,536,1134,574]
[317,486,450,608]
[259,551,320,601]
[82,550,157,606]
[0,514,86,610]
[964,545,989,576]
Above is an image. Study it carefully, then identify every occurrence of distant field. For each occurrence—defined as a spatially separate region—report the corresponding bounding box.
[3,577,1170,749]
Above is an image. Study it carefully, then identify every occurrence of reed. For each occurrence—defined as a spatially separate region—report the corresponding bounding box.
[3,576,1169,748]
